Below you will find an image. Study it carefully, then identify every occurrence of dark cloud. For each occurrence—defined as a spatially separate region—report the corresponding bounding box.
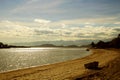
[34,29,54,35]
[64,32,72,35]
[94,32,106,35]
[114,28,120,32]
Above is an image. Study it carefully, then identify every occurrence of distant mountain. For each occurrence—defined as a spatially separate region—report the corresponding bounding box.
[0,41,91,48]
[36,44,56,47]
[34,44,80,47]
[65,45,79,47]
[11,40,93,46]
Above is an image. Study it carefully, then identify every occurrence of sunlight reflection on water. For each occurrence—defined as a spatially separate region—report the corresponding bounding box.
[0,48,91,72]
[10,47,56,52]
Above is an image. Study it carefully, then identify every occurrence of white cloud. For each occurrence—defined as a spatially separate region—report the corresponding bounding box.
[0,18,120,43]
[34,19,51,24]
[0,20,34,38]
[114,22,120,24]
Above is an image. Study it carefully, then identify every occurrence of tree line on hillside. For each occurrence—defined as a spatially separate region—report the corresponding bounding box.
[0,42,10,48]
[91,34,120,49]
[0,42,30,48]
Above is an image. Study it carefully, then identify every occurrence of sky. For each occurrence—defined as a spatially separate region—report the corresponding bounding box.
[0,0,120,45]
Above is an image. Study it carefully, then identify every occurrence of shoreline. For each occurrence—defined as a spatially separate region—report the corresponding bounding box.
[0,49,119,80]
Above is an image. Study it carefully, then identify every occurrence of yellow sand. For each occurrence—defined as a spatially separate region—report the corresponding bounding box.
[0,49,118,80]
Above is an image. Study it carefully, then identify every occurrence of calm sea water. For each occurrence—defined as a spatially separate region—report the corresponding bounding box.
[0,47,91,72]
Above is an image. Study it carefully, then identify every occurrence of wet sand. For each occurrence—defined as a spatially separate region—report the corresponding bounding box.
[0,49,119,80]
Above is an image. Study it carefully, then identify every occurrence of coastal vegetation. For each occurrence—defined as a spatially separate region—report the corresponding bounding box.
[91,34,120,49]
[0,42,29,48]
[0,42,10,48]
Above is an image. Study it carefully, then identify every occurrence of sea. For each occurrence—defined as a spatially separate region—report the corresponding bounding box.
[0,47,91,72]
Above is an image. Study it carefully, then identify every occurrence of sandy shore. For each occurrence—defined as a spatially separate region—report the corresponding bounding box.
[0,49,119,80]
[75,49,120,80]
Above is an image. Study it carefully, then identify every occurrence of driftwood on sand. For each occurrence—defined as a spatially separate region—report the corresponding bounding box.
[84,61,99,69]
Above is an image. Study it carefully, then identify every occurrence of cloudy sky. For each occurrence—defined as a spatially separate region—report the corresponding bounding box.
[0,0,120,45]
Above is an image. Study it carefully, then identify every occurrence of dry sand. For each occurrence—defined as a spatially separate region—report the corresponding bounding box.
[75,49,120,80]
[0,49,119,80]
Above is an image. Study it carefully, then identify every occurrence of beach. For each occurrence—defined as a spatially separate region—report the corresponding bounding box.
[75,49,120,80]
[0,49,119,80]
